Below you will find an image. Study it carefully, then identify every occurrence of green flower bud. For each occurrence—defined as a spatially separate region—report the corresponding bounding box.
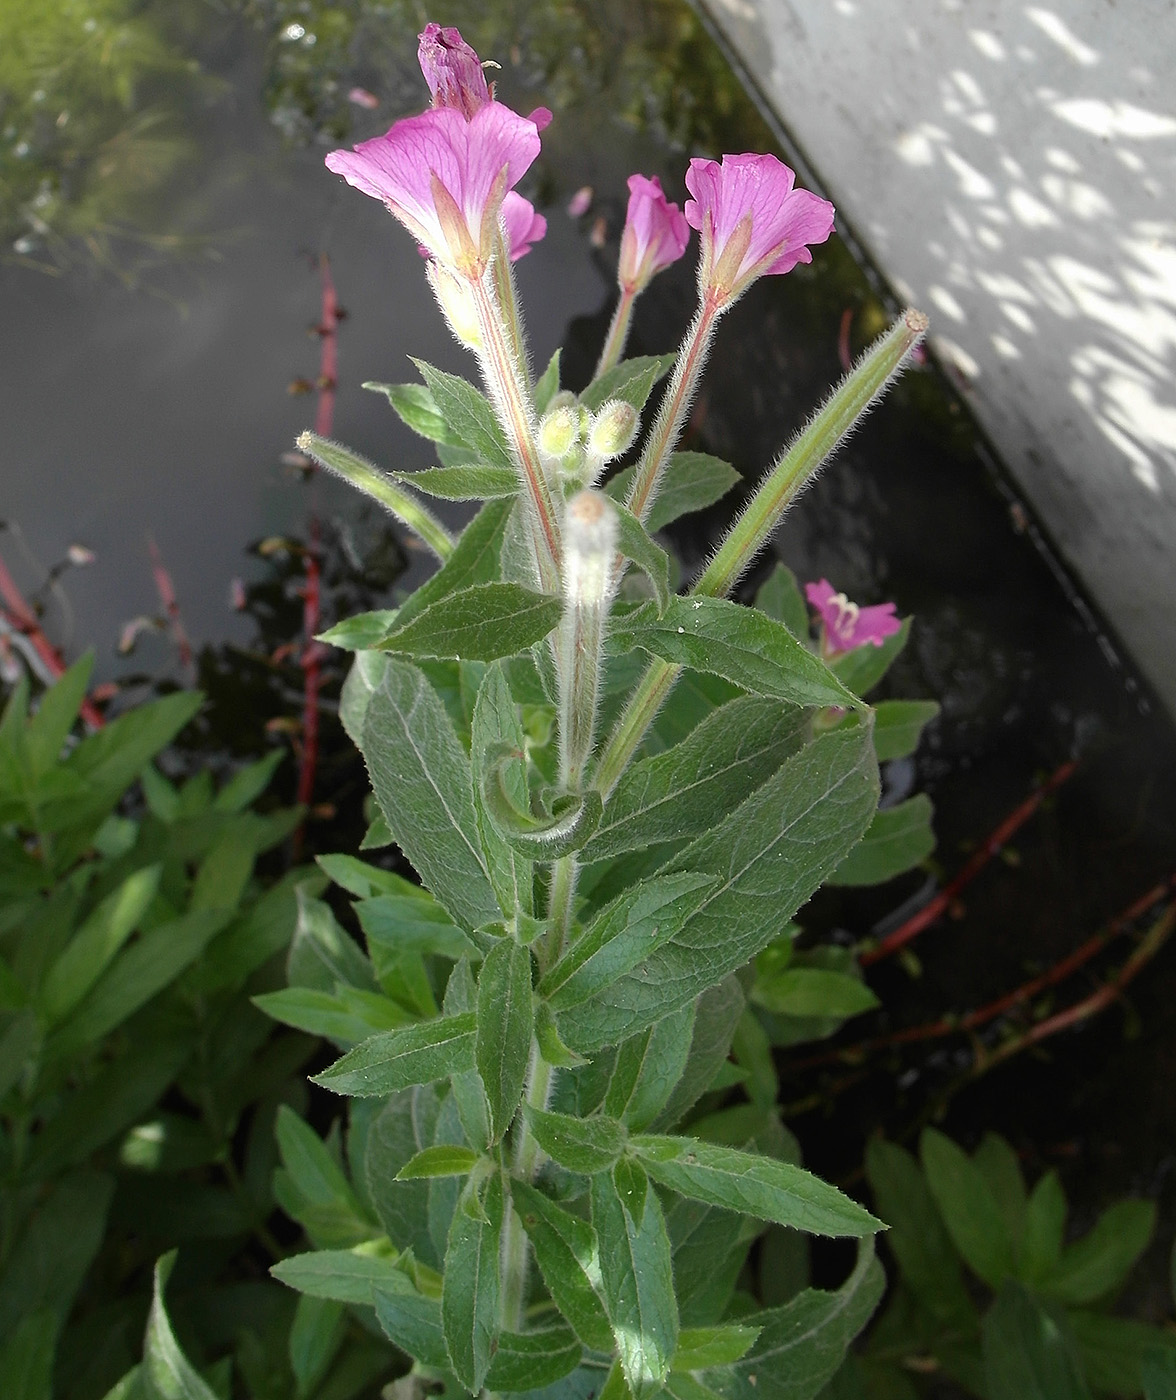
[539,403,581,460]
[587,399,639,462]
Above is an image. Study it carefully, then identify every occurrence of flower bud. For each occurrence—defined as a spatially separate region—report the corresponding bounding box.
[587,399,638,462]
[538,403,581,460]
[563,490,617,612]
[425,258,481,349]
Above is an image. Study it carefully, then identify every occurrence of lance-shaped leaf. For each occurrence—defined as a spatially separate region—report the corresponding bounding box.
[535,350,561,413]
[511,1181,613,1352]
[378,583,561,662]
[606,597,861,711]
[144,1252,219,1400]
[373,1285,448,1369]
[697,1240,884,1400]
[921,1127,1015,1289]
[604,1006,696,1131]
[524,1106,628,1174]
[486,1326,583,1391]
[313,1013,476,1098]
[271,1245,405,1304]
[319,611,401,651]
[750,968,878,1019]
[356,895,476,965]
[593,1163,678,1400]
[387,464,518,500]
[581,698,808,864]
[830,794,935,886]
[607,452,740,533]
[393,497,512,632]
[471,662,533,917]
[475,940,533,1141]
[982,1282,1092,1400]
[364,381,464,444]
[754,563,809,639]
[397,1145,480,1180]
[673,1326,762,1371]
[442,1171,504,1393]
[360,658,500,933]
[542,873,716,1011]
[631,1136,882,1237]
[612,503,671,614]
[412,359,514,473]
[872,699,940,761]
[482,750,603,859]
[558,720,879,1049]
[581,354,676,413]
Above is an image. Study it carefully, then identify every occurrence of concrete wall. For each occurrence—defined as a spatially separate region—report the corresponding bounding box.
[700,0,1176,713]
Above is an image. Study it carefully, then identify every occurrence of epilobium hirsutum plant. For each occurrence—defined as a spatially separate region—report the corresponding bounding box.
[280,21,929,1400]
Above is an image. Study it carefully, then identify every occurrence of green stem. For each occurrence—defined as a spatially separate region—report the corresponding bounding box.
[469,273,562,593]
[296,433,454,561]
[624,293,722,525]
[591,656,680,798]
[695,310,928,599]
[501,1047,555,1332]
[547,854,578,967]
[594,285,637,380]
[493,230,532,392]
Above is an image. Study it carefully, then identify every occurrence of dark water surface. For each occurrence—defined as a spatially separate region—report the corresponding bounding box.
[5,0,1176,1320]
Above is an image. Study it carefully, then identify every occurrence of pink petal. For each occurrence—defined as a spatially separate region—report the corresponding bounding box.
[501,191,547,261]
[418,23,490,119]
[617,173,690,293]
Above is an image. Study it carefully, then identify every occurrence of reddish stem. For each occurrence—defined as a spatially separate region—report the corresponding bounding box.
[837,307,854,372]
[860,759,1078,967]
[147,535,194,681]
[0,552,105,728]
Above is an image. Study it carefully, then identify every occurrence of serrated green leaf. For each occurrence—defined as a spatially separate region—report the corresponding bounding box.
[830,795,934,886]
[525,1106,628,1174]
[378,583,561,661]
[356,895,477,963]
[275,1107,375,1249]
[253,987,410,1046]
[271,1245,404,1304]
[287,887,377,994]
[634,1137,882,1237]
[397,1145,480,1180]
[485,1325,583,1390]
[364,381,461,443]
[510,1180,613,1352]
[921,1127,1014,1289]
[442,1171,504,1392]
[751,968,878,1019]
[654,977,745,1133]
[142,1251,219,1400]
[581,697,807,864]
[982,1281,1092,1400]
[543,873,716,1011]
[314,1013,476,1097]
[871,700,940,762]
[673,1325,762,1371]
[372,1284,448,1369]
[390,464,518,500]
[608,452,740,533]
[830,620,910,698]
[863,1138,974,1327]
[612,502,671,613]
[698,1241,883,1400]
[607,597,861,711]
[1042,1198,1156,1305]
[558,721,878,1050]
[593,1164,678,1400]
[581,355,676,414]
[412,360,513,473]
[360,658,500,933]
[363,1090,438,1262]
[318,611,401,651]
[475,939,533,1140]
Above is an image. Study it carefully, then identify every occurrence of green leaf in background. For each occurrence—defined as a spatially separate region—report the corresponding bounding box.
[287,887,377,994]
[754,563,810,639]
[24,653,93,775]
[475,939,534,1141]
[378,583,561,662]
[397,1145,480,1180]
[863,1138,975,1327]
[673,1325,762,1371]
[558,721,878,1049]
[510,1180,612,1352]
[0,1310,58,1400]
[1042,1198,1156,1305]
[143,1251,220,1400]
[484,1325,583,1390]
[524,1106,628,1174]
[361,658,501,934]
[633,1136,882,1237]
[920,1127,1015,1290]
[372,1285,449,1371]
[271,1245,404,1304]
[829,795,935,886]
[751,968,878,1019]
[698,1241,884,1400]
[253,986,411,1047]
[606,597,861,712]
[1143,1350,1176,1400]
[871,700,940,761]
[443,959,493,1154]
[363,381,464,444]
[288,1295,345,1400]
[542,872,716,1011]
[608,451,741,533]
[612,502,671,613]
[535,349,562,413]
[356,894,477,963]
[974,1132,1029,1247]
[1020,1169,1067,1286]
[313,1013,476,1097]
[829,620,910,698]
[580,697,808,864]
[982,1281,1092,1400]
[654,977,745,1132]
[318,611,401,651]
[442,1171,504,1393]
[604,1006,696,1131]
[471,662,534,919]
[274,1106,376,1248]
[580,354,676,414]
[593,1162,679,1400]
[412,359,514,473]
[1070,1311,1176,1396]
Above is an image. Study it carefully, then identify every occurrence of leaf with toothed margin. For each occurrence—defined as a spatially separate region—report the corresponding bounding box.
[607,451,740,532]
[313,1014,476,1098]
[377,583,561,662]
[411,359,514,474]
[580,354,676,414]
[612,502,670,613]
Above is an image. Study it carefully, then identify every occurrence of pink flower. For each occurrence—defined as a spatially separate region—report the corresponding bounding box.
[567,185,593,218]
[684,153,836,304]
[805,579,901,656]
[617,174,690,295]
[418,23,491,119]
[501,191,546,261]
[325,103,542,278]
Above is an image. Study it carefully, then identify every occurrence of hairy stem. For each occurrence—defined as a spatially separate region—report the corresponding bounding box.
[594,285,637,380]
[501,1048,555,1332]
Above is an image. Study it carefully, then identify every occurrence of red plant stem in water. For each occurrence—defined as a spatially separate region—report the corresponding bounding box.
[295,256,338,830]
[147,535,194,681]
[0,552,105,728]
[837,307,853,372]
[860,758,1078,967]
